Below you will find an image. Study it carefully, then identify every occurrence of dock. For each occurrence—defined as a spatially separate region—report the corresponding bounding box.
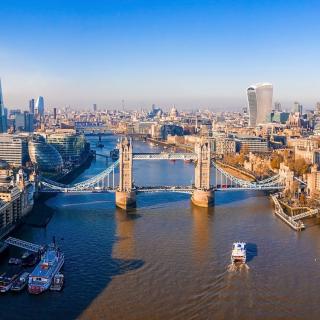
[271,194,319,231]
[271,194,305,231]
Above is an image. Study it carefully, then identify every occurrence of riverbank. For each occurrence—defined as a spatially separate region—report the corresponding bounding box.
[146,137,193,152]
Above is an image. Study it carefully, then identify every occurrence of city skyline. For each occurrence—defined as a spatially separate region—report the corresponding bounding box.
[1,0,320,109]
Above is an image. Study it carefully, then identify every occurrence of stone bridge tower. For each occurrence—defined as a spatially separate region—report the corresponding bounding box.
[191,138,215,207]
[115,137,136,210]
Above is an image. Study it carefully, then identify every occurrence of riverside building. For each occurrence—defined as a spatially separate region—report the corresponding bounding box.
[0,134,29,167]
[46,132,88,164]
[234,135,269,153]
[28,135,63,173]
[0,162,34,239]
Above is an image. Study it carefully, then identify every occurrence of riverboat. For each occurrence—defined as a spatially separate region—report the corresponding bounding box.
[11,272,29,292]
[0,268,21,292]
[231,242,246,264]
[28,242,64,295]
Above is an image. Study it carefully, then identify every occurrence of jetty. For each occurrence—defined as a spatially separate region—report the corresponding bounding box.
[271,194,318,231]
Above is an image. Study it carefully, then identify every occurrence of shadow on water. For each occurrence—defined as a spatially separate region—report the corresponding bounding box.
[215,190,268,207]
[246,242,258,262]
[136,192,190,209]
[0,199,144,320]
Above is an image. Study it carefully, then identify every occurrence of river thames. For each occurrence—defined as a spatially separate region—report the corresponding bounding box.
[1,135,320,320]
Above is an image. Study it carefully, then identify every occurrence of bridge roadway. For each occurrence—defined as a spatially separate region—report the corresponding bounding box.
[39,184,284,194]
[94,152,198,161]
[39,151,285,193]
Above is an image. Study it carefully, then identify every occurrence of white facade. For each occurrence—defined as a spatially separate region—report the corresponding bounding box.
[247,83,273,127]
[35,96,45,116]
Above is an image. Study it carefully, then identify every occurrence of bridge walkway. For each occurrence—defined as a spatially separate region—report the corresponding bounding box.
[5,237,44,253]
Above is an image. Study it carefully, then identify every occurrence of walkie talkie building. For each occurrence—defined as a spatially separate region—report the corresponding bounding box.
[247,83,273,127]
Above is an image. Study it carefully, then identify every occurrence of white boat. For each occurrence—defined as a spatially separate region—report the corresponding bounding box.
[231,242,246,264]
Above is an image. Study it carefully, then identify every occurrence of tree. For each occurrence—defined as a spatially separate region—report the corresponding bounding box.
[270,156,281,170]
[299,193,307,205]
[293,158,309,176]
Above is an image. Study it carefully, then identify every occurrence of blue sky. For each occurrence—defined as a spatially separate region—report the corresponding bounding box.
[1,0,320,110]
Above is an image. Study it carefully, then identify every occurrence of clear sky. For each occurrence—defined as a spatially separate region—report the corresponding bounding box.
[1,0,320,110]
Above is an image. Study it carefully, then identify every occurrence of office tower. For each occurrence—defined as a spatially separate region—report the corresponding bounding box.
[0,134,29,166]
[53,107,57,120]
[293,101,303,114]
[28,135,63,172]
[46,132,87,163]
[274,101,282,112]
[14,112,34,132]
[35,96,45,116]
[24,112,34,132]
[0,80,7,133]
[15,113,25,131]
[247,83,273,127]
[93,104,97,112]
[29,99,35,114]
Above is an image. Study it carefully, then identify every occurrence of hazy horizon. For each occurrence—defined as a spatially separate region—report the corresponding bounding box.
[1,0,320,110]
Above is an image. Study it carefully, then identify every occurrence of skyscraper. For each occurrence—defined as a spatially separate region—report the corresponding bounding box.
[0,79,7,133]
[35,96,45,116]
[29,99,35,114]
[293,101,303,114]
[274,101,282,112]
[247,83,273,127]
[93,104,97,112]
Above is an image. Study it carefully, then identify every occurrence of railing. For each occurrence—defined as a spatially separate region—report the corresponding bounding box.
[5,237,44,252]
[132,153,198,161]
[38,152,285,193]
[271,194,305,231]
[291,209,318,221]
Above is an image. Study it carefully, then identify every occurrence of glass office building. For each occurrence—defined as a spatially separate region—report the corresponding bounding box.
[46,133,88,164]
[247,83,273,127]
[28,135,63,172]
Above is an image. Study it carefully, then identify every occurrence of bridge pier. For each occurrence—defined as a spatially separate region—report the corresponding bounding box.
[192,138,214,207]
[191,189,215,207]
[115,137,136,210]
[115,190,136,210]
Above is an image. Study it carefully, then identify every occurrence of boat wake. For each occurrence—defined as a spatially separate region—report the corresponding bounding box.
[227,263,250,272]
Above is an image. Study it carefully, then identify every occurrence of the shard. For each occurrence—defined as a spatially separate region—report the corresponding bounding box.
[0,79,7,133]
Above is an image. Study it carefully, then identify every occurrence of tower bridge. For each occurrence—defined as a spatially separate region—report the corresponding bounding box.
[39,137,285,210]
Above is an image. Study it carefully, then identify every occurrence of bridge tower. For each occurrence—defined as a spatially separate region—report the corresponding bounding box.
[115,137,136,210]
[191,138,215,207]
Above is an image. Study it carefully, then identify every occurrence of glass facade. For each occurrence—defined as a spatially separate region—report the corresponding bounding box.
[46,133,87,164]
[247,83,273,127]
[28,135,63,172]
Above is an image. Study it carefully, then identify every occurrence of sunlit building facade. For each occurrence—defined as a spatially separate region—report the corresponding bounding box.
[0,134,29,167]
[46,133,88,164]
[28,135,63,172]
[247,83,273,127]
[35,96,45,116]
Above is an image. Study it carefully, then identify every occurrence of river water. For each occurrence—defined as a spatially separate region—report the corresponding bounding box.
[1,135,320,320]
